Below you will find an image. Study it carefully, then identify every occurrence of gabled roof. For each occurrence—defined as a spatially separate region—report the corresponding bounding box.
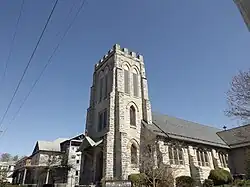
[32,138,68,154]
[79,136,103,151]
[60,134,84,144]
[217,124,250,147]
[150,112,229,148]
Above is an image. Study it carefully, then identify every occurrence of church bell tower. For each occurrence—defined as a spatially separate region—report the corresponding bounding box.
[84,44,152,181]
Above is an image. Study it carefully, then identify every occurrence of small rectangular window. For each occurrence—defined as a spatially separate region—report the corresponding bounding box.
[168,147,173,164]
[178,148,183,160]
[201,151,205,166]
[103,110,107,128]
[196,150,201,166]
[204,152,209,166]
[168,148,173,159]
[75,170,79,176]
[76,160,80,164]
[173,147,178,164]
[219,154,223,166]
[124,70,129,94]
[133,73,138,97]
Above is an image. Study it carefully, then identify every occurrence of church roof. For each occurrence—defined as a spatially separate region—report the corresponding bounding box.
[217,124,250,147]
[150,113,229,148]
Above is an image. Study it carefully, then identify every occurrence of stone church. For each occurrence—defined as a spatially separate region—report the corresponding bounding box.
[79,44,232,185]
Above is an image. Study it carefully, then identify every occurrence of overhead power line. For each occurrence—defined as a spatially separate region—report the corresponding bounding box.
[0,0,87,138]
[0,0,25,85]
[0,0,59,129]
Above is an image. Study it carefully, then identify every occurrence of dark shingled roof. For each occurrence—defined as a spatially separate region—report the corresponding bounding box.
[150,112,229,148]
[217,124,250,147]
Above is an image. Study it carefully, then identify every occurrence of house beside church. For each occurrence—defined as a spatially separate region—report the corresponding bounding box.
[12,134,84,187]
[78,44,235,186]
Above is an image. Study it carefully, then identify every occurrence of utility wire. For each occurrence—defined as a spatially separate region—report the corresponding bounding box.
[0,0,59,129]
[0,0,87,138]
[0,0,25,86]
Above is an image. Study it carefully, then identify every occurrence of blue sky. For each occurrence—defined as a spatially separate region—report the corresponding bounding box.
[0,0,249,156]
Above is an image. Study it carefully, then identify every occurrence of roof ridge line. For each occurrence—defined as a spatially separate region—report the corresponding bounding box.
[167,132,228,146]
[152,112,222,130]
[217,123,250,133]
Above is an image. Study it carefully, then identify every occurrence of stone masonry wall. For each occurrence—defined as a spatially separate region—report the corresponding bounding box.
[158,141,191,178]
[113,45,145,179]
[158,139,229,183]
[156,142,230,184]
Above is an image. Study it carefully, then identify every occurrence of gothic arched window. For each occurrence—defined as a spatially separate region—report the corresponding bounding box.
[130,106,136,126]
[132,68,139,97]
[168,146,184,165]
[124,65,130,94]
[104,67,109,99]
[98,71,104,102]
[219,152,228,168]
[196,149,209,166]
[131,144,137,165]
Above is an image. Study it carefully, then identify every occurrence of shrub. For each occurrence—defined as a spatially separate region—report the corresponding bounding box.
[233,179,250,186]
[245,180,250,186]
[203,179,214,187]
[176,176,195,187]
[221,169,233,183]
[0,182,6,187]
[128,173,147,186]
[233,179,245,186]
[208,168,232,185]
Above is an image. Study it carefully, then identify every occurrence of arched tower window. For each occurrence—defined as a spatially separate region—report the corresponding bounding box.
[131,144,137,165]
[104,67,109,99]
[130,106,136,126]
[132,68,139,97]
[124,65,130,94]
[98,71,104,102]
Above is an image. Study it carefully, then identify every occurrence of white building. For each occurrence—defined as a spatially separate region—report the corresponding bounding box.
[60,134,84,187]
[0,161,16,183]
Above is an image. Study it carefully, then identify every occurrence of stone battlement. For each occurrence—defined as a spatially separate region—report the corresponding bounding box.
[95,44,143,70]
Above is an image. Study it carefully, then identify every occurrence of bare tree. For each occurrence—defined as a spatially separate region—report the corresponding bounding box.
[0,153,11,162]
[12,155,19,161]
[139,126,183,187]
[38,152,72,185]
[226,69,250,120]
